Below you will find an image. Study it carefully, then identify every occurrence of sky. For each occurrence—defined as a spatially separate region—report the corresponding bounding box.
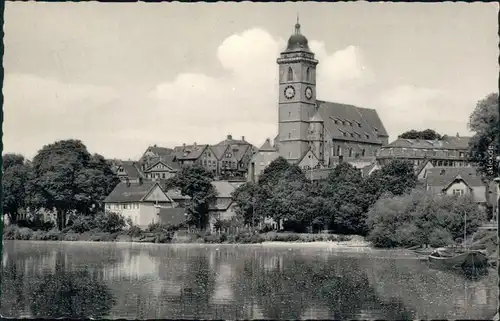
[3,2,499,160]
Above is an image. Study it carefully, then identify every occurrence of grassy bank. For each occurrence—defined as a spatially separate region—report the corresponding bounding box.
[2,224,356,245]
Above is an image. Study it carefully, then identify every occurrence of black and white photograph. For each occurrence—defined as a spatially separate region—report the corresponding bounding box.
[1,1,499,319]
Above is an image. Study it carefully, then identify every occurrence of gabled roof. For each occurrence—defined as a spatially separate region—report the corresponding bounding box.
[143,156,180,172]
[209,145,228,160]
[416,159,433,177]
[231,144,251,161]
[297,148,320,165]
[425,167,483,188]
[316,100,388,145]
[212,180,237,198]
[173,144,209,160]
[259,138,276,152]
[118,161,143,179]
[104,181,172,203]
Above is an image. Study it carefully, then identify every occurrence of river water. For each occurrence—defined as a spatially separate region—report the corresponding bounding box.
[1,241,497,319]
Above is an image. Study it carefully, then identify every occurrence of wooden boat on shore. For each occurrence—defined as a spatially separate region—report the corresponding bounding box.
[428,247,488,269]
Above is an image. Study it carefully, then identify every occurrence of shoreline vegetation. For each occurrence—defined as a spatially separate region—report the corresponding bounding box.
[3,223,495,256]
[3,223,362,245]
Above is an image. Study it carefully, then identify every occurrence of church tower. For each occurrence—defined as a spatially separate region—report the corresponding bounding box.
[277,18,319,163]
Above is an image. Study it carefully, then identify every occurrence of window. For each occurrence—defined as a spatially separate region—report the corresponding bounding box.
[306,67,311,81]
[365,134,369,139]
[459,152,464,158]
[288,133,291,139]
[162,173,166,179]
[349,148,353,157]
[337,146,342,156]
[287,67,293,81]
[361,149,366,157]
[289,111,291,116]
[453,189,464,196]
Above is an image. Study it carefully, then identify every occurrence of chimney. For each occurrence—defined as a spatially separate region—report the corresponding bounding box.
[227,134,232,140]
[266,138,270,143]
[456,132,460,138]
[194,142,197,149]
[242,136,245,141]
[182,143,186,150]
[154,144,157,147]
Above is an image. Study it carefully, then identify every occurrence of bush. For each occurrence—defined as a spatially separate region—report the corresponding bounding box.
[154,231,173,243]
[366,190,487,248]
[43,229,64,241]
[18,218,55,231]
[68,215,96,233]
[89,232,118,242]
[428,229,454,248]
[15,227,34,240]
[63,233,80,241]
[95,212,126,233]
[128,225,143,237]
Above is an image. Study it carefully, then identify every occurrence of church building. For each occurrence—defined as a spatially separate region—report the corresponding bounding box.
[274,19,389,170]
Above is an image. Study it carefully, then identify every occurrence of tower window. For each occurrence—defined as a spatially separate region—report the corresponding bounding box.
[306,67,311,81]
[349,148,353,157]
[287,67,293,81]
[288,133,291,139]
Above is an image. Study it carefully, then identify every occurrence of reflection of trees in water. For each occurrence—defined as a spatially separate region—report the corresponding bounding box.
[230,253,415,320]
[362,257,497,319]
[29,269,115,318]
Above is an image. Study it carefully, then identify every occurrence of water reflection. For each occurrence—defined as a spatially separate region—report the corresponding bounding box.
[1,242,497,319]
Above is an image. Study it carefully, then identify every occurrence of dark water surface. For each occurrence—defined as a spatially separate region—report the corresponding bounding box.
[1,241,497,319]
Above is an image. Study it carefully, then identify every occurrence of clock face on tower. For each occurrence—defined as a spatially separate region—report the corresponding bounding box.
[305,86,313,100]
[284,85,295,99]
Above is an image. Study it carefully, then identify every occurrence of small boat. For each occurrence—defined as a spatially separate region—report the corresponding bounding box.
[428,247,489,269]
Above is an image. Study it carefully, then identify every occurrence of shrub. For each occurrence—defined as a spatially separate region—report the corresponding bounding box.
[203,233,228,243]
[15,227,34,240]
[154,231,174,244]
[68,215,96,233]
[366,190,487,248]
[428,229,454,248]
[95,212,126,233]
[128,225,143,237]
[44,229,64,241]
[90,232,118,242]
[30,230,48,241]
[63,233,80,241]
[3,224,19,240]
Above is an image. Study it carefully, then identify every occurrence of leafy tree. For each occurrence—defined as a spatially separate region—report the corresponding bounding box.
[365,159,417,205]
[29,140,119,230]
[232,182,262,226]
[366,189,487,248]
[323,163,368,234]
[2,154,31,224]
[165,164,217,229]
[399,129,442,140]
[468,93,499,179]
[257,156,291,186]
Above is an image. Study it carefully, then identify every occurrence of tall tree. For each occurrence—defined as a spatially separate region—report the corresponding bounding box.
[323,163,368,234]
[365,159,417,202]
[468,93,499,179]
[399,129,442,140]
[232,182,262,226]
[29,140,119,230]
[2,154,31,224]
[165,164,217,229]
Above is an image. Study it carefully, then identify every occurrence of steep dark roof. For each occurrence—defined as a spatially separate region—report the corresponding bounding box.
[316,100,388,145]
[173,144,209,160]
[120,161,143,179]
[231,144,251,161]
[210,145,228,160]
[157,208,187,226]
[425,167,483,188]
[259,139,276,152]
[104,181,162,203]
[144,155,180,172]
[148,146,174,156]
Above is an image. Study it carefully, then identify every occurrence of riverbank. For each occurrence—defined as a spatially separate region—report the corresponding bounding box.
[2,224,364,246]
